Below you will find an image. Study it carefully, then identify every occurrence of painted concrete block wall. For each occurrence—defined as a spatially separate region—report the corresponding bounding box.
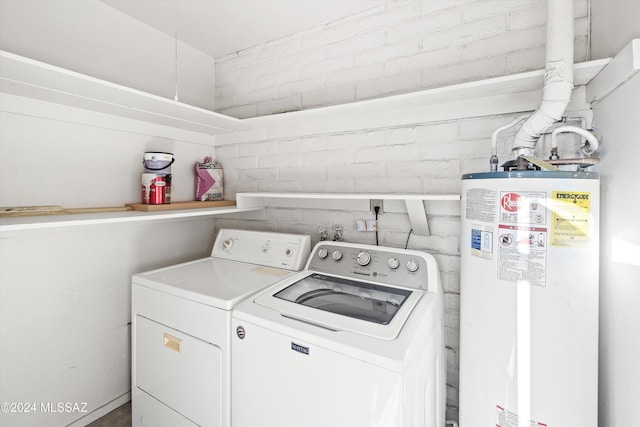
[215,0,589,118]
[213,113,585,419]
[0,0,215,110]
[212,1,591,420]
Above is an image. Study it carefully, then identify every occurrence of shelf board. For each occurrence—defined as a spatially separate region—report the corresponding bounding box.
[235,192,461,236]
[236,192,460,203]
[1,50,611,143]
[0,50,245,135]
[0,205,261,232]
[586,39,639,102]
[218,59,611,144]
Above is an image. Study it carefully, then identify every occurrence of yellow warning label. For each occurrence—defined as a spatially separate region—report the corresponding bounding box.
[551,191,591,246]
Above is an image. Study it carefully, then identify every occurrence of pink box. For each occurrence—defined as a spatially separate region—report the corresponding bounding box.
[195,158,223,201]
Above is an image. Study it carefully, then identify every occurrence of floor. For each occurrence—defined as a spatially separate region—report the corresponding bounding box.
[86,401,131,427]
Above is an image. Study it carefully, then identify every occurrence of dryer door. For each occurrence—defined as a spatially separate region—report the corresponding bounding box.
[135,316,222,427]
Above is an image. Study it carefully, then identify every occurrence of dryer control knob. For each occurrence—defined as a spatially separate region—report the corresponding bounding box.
[356,251,371,266]
[318,248,329,259]
[387,257,400,269]
[332,250,343,261]
[223,238,234,250]
[406,259,419,272]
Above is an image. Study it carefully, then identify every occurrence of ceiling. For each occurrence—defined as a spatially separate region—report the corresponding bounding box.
[101,0,388,58]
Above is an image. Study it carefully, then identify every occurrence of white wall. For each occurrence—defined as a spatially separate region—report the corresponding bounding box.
[0,95,218,426]
[0,218,216,427]
[0,96,214,208]
[0,2,219,422]
[589,3,640,424]
[592,71,640,427]
[215,0,589,118]
[0,0,215,110]
[591,0,640,59]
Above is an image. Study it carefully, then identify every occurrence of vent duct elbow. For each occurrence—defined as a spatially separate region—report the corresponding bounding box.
[512,0,575,156]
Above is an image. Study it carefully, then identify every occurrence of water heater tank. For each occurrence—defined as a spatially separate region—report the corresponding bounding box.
[459,170,599,426]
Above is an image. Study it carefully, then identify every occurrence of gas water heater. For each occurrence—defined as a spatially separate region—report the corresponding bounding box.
[459,170,599,426]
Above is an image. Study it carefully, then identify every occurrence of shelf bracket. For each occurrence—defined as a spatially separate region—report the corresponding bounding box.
[405,199,430,236]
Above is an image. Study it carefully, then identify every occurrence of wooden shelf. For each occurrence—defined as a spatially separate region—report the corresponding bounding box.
[0,205,260,232]
[236,192,461,236]
[126,200,235,211]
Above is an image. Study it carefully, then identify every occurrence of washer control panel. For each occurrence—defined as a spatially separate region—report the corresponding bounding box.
[307,242,430,290]
[212,229,311,270]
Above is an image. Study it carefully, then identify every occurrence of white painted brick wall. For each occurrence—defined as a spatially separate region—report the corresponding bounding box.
[213,0,590,421]
[214,111,552,421]
[216,114,587,421]
[215,0,588,118]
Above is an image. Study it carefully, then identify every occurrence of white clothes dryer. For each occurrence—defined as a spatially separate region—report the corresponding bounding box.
[231,241,445,427]
[131,229,310,427]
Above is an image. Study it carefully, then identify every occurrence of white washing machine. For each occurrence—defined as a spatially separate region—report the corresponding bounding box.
[231,241,445,427]
[131,229,311,427]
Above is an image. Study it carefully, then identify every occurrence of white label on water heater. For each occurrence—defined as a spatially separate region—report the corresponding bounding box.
[496,405,547,427]
[497,224,547,287]
[471,227,493,259]
[465,188,497,223]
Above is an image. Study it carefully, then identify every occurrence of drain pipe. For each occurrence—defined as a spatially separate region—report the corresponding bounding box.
[511,0,574,158]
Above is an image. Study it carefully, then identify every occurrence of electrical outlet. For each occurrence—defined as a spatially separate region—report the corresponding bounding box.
[356,219,378,231]
[370,199,384,215]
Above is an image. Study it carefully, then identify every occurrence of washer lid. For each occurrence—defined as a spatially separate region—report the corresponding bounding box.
[274,273,411,325]
[254,272,423,340]
[133,257,293,310]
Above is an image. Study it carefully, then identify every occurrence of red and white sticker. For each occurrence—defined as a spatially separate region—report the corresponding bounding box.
[497,224,547,287]
[496,405,547,427]
[500,191,546,225]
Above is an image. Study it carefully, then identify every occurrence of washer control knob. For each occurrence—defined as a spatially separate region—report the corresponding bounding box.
[222,238,234,250]
[387,257,400,270]
[332,250,343,261]
[356,251,371,266]
[406,259,419,272]
[318,248,329,259]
